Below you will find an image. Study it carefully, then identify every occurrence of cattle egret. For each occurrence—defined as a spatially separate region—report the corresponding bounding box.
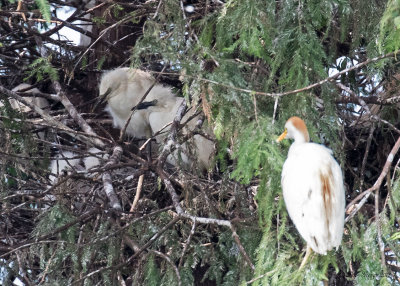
[11,83,50,112]
[49,151,81,184]
[277,116,345,268]
[99,68,214,169]
[84,147,109,170]
[5,84,50,140]
[148,96,214,169]
[99,68,176,138]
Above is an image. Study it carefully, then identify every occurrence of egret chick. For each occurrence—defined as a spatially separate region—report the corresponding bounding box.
[148,97,214,169]
[277,116,345,268]
[49,151,81,184]
[99,68,176,138]
[11,83,49,112]
[84,147,109,170]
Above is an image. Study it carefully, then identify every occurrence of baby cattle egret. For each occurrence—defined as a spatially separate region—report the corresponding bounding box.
[84,147,109,170]
[99,68,176,138]
[49,148,108,184]
[4,84,50,140]
[49,151,82,184]
[148,96,214,169]
[11,83,50,112]
[277,116,345,268]
[99,68,214,169]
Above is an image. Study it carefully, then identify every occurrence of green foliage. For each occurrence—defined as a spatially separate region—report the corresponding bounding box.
[379,0,400,53]
[25,57,59,82]
[2,0,397,284]
[33,204,76,240]
[35,0,51,23]
[0,100,44,194]
[231,117,284,185]
[129,0,384,284]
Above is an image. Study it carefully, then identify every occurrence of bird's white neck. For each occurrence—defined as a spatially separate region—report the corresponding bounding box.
[289,128,309,144]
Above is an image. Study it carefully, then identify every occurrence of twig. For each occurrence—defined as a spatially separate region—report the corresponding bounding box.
[117,271,127,286]
[336,82,400,134]
[157,99,187,168]
[93,206,174,245]
[178,218,196,268]
[102,146,123,210]
[246,269,278,285]
[180,0,187,20]
[156,49,400,99]
[0,209,98,258]
[152,0,163,19]
[157,168,255,270]
[252,93,259,126]
[39,248,57,284]
[28,29,105,148]
[129,174,144,213]
[138,121,172,152]
[73,217,181,284]
[73,15,134,72]
[376,189,386,271]
[272,96,279,125]
[0,86,73,136]
[346,135,400,222]
[152,250,182,286]
[360,124,376,191]
[230,224,255,271]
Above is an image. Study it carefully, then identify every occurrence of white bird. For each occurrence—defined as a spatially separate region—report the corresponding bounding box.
[148,96,214,169]
[4,83,50,140]
[84,147,109,170]
[49,148,108,184]
[99,67,176,138]
[78,0,95,47]
[49,151,82,184]
[99,68,214,169]
[276,116,345,268]
[10,83,50,112]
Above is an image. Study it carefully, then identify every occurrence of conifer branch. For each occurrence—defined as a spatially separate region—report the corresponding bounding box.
[73,216,181,284]
[346,134,400,222]
[170,49,400,98]
[178,218,196,269]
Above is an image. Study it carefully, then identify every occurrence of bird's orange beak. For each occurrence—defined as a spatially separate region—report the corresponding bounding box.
[276,129,287,142]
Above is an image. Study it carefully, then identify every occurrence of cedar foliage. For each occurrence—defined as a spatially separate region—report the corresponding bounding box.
[1,0,400,285]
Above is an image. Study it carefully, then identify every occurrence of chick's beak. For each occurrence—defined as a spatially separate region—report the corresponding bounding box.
[92,88,112,112]
[276,129,288,142]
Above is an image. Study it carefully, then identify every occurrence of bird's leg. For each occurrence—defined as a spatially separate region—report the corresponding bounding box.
[300,245,312,269]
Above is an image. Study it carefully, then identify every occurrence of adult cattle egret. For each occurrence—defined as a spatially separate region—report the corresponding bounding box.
[277,116,345,268]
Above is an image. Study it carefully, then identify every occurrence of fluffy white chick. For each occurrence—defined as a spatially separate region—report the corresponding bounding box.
[99,68,176,138]
[148,97,214,169]
[10,83,49,112]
